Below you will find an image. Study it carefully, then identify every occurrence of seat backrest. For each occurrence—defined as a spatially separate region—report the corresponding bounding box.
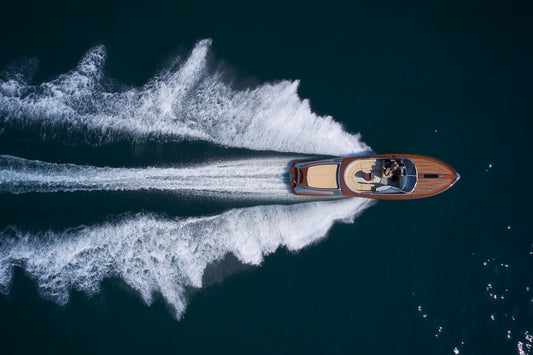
[360,161,375,171]
[357,183,374,192]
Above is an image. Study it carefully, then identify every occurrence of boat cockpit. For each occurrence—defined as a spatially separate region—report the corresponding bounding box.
[344,157,418,194]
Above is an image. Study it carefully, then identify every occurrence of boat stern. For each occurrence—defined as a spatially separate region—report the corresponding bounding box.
[289,163,300,193]
[289,158,343,196]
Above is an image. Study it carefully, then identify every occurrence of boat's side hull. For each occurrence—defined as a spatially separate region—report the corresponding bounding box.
[290,154,460,200]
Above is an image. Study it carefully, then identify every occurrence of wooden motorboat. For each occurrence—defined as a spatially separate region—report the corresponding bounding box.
[290,154,460,199]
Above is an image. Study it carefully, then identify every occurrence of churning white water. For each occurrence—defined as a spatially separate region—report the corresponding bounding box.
[0,39,368,155]
[0,155,302,200]
[0,198,373,318]
[0,40,374,319]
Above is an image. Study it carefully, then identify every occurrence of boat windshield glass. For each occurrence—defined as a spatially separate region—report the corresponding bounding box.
[399,159,417,193]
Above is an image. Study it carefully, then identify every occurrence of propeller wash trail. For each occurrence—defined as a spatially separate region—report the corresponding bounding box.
[0,155,301,200]
[0,199,373,318]
[0,39,368,155]
[0,40,373,318]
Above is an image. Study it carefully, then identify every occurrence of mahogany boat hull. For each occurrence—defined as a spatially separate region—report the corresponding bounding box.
[290,154,460,200]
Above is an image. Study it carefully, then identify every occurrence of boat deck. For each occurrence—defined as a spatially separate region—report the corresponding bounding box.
[338,154,458,199]
[290,154,459,199]
[409,156,458,196]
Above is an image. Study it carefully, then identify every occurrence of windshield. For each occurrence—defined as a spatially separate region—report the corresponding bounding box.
[399,158,417,193]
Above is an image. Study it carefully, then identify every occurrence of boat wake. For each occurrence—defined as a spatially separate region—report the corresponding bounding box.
[0,155,304,200]
[0,40,374,319]
[0,39,368,155]
[0,198,373,318]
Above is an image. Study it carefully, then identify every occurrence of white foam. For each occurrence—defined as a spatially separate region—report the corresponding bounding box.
[0,155,309,200]
[0,40,369,155]
[0,40,375,319]
[0,198,373,318]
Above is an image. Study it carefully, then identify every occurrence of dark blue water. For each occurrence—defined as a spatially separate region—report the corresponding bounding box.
[1,1,532,354]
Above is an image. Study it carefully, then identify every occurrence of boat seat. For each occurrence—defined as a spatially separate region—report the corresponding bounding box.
[359,161,375,172]
[356,183,374,192]
[343,159,378,193]
[354,172,380,184]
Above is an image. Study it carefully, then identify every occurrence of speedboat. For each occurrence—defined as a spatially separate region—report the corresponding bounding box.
[290,154,460,199]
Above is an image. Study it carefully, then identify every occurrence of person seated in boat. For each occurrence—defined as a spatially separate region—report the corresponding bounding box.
[390,160,401,181]
[383,160,401,179]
